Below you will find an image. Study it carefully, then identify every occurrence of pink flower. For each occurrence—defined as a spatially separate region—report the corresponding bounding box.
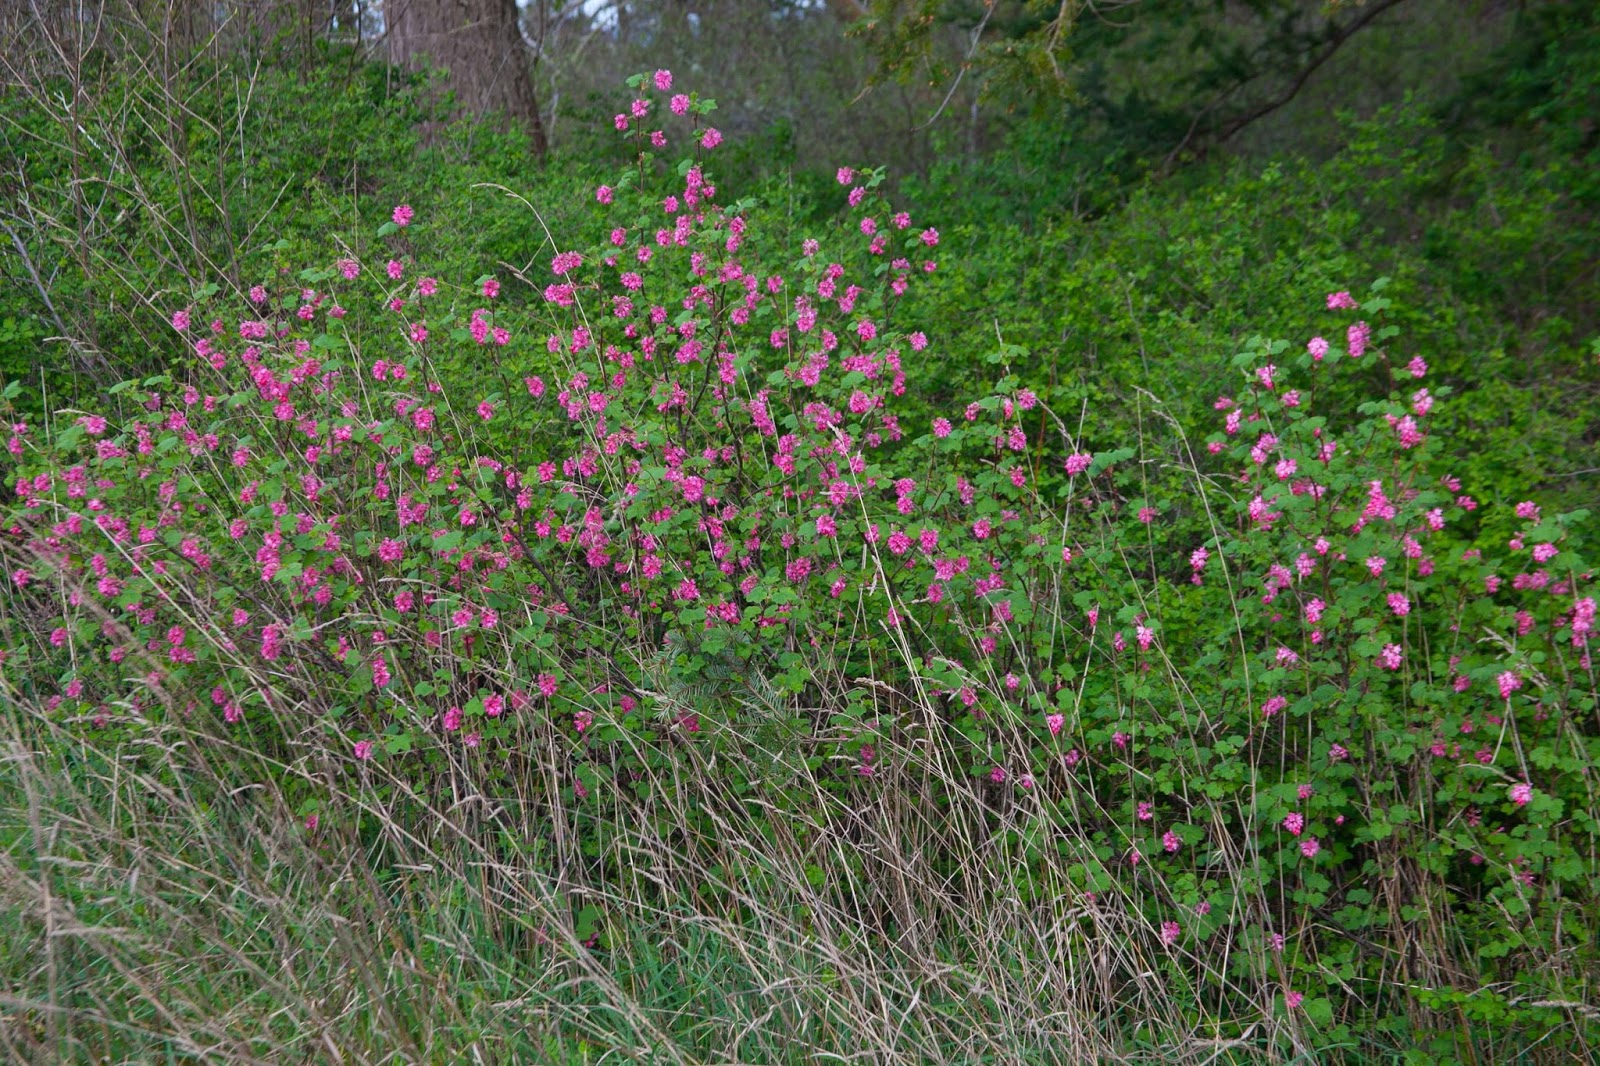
[670,93,690,115]
[596,185,613,204]
[1285,991,1304,1010]
[353,739,375,761]
[1347,320,1370,358]
[1510,782,1533,806]
[1282,812,1305,836]
[1160,920,1181,945]
[1064,452,1093,476]
[378,538,404,564]
[1496,671,1522,700]
[1573,597,1596,646]
[1327,291,1358,310]
[653,69,672,91]
[392,203,414,227]
[477,400,495,421]
[1378,643,1403,670]
[1300,837,1320,859]
[700,128,722,149]
[1162,830,1181,853]
[171,309,191,331]
[1046,713,1064,736]
[1307,336,1328,361]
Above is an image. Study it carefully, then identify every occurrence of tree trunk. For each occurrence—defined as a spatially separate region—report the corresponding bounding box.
[386,0,547,157]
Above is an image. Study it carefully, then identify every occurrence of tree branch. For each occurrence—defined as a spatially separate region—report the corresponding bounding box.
[1209,0,1413,148]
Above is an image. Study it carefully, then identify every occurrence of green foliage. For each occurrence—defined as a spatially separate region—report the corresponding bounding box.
[2,6,1599,1059]
[0,42,598,393]
[903,98,1599,513]
[0,315,51,424]
[5,65,1600,1059]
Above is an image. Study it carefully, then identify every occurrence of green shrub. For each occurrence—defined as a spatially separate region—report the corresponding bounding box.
[3,72,1597,1060]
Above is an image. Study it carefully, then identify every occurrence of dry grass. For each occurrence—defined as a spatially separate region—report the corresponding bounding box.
[0,647,1362,1065]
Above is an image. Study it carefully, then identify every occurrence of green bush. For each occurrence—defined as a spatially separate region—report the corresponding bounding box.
[3,71,1596,1061]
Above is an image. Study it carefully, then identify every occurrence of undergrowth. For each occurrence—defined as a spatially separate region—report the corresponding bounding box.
[1,70,1597,1065]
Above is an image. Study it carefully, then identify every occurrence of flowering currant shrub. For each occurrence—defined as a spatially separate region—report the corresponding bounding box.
[3,72,1596,1031]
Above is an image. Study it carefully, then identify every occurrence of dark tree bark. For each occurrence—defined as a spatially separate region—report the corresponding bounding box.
[386,0,547,157]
